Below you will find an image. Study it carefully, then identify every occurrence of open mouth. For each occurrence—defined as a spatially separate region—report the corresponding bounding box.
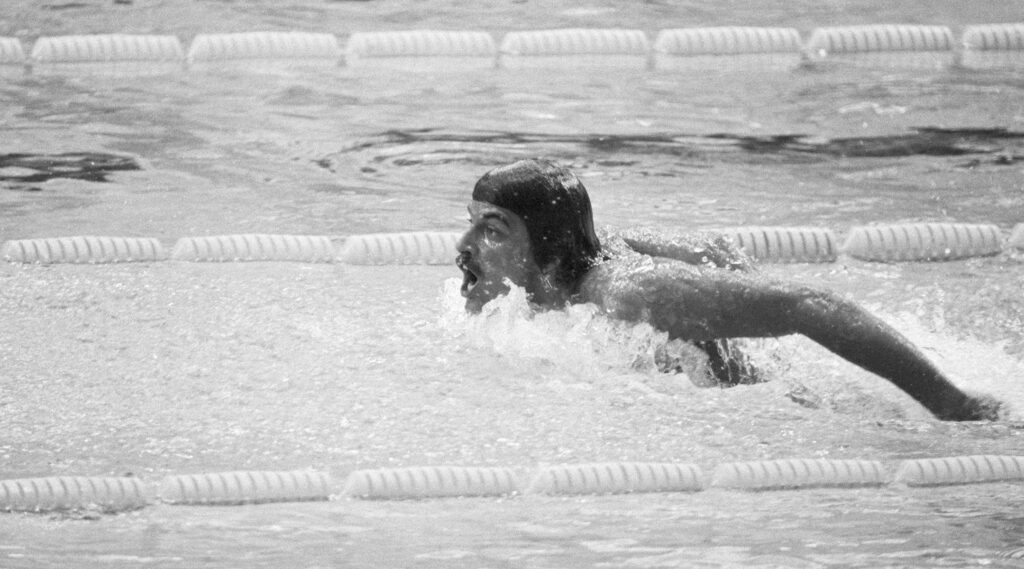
[456,253,479,297]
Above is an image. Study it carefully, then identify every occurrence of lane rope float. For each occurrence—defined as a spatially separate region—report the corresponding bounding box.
[157,470,332,505]
[1010,223,1024,250]
[804,24,957,69]
[894,455,1024,486]
[30,34,184,64]
[341,466,520,499]
[337,231,459,265]
[710,459,889,490]
[499,28,650,70]
[525,462,704,495]
[345,30,497,70]
[0,36,25,66]
[170,234,335,263]
[652,27,803,71]
[1,236,166,264]
[720,226,838,264]
[841,222,1003,262]
[0,476,149,513]
[186,32,341,66]
[960,24,1024,69]
[28,34,184,76]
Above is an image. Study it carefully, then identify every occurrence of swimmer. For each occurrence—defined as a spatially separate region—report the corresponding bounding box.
[455,158,1001,421]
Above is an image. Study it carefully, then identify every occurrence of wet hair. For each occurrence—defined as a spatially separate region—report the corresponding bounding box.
[472,159,602,289]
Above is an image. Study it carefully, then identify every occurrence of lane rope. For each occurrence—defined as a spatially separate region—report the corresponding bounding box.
[804,24,957,69]
[342,466,520,499]
[960,24,1024,69]
[1,236,166,264]
[186,32,341,66]
[840,223,1003,262]
[4,225,1017,265]
[170,234,335,263]
[525,462,704,495]
[0,476,149,513]
[652,27,802,71]
[710,458,888,490]
[499,28,650,69]
[719,226,838,264]
[337,232,459,265]
[2,455,1022,512]
[1,24,1022,74]
[346,30,496,70]
[157,470,332,505]
[894,455,1024,486]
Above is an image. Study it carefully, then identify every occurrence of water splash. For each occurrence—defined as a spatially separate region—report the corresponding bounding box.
[875,306,1024,421]
[439,278,674,377]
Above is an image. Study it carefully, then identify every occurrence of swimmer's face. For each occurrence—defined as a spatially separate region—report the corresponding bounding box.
[456,201,544,313]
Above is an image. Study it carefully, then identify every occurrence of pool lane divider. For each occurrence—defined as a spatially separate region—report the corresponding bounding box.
[30,34,185,64]
[2,224,1020,265]
[498,28,651,70]
[0,236,166,264]
[186,32,341,68]
[2,24,1024,75]
[0,476,150,513]
[7,23,1024,76]
[960,24,1024,70]
[1,456,1022,512]
[804,25,958,69]
[710,458,888,490]
[28,34,185,76]
[1010,223,1024,250]
[346,30,497,71]
[170,234,336,263]
[342,466,520,499]
[0,36,26,66]
[653,27,803,71]
[157,470,332,505]
[337,231,460,265]
[525,462,704,495]
[718,226,838,264]
[840,222,1003,262]
[894,455,1024,486]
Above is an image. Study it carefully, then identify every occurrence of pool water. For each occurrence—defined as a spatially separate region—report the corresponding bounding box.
[1,1,1024,567]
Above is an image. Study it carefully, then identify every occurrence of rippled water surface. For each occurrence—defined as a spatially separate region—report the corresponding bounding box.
[1,1,1024,567]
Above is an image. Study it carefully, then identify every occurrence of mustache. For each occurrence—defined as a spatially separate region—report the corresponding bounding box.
[456,251,474,272]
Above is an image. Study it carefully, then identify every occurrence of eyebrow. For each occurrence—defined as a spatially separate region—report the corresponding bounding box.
[469,208,510,227]
[481,212,508,224]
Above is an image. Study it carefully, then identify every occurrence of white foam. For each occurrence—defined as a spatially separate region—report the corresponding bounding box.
[439,278,694,390]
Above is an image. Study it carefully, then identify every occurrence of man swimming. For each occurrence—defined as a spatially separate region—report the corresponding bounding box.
[455,158,1001,421]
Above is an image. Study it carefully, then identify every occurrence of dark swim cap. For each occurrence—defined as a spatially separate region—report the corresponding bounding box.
[472,159,601,288]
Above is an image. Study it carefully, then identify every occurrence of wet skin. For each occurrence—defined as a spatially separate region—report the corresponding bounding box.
[456,201,565,313]
[455,204,999,421]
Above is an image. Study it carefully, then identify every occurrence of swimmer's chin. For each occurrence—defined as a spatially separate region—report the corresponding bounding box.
[464,297,485,314]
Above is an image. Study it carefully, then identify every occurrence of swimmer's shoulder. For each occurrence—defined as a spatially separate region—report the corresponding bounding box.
[603,226,753,272]
[575,249,700,319]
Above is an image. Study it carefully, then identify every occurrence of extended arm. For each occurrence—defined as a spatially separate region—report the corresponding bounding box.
[580,258,999,420]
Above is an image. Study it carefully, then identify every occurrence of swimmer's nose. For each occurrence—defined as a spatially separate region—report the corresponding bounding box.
[456,230,473,255]
[455,250,469,269]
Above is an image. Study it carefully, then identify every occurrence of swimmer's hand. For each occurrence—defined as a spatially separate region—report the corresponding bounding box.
[940,393,1003,421]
